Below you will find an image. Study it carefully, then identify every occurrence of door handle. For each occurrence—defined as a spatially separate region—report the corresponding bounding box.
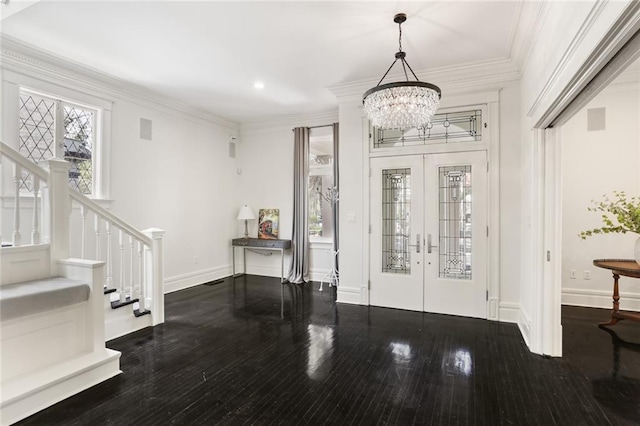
[427,234,438,253]
[408,234,421,253]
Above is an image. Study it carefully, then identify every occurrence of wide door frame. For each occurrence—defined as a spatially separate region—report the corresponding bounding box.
[361,98,501,321]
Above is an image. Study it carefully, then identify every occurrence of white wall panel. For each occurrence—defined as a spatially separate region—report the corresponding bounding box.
[561,84,640,307]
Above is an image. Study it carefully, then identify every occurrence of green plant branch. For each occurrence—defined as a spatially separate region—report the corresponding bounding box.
[579,191,640,239]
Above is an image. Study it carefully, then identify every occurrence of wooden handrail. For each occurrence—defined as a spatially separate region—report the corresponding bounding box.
[0,140,49,181]
[1,139,151,246]
[69,191,152,246]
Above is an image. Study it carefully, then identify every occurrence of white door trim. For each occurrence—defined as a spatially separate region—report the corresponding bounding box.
[363,100,501,320]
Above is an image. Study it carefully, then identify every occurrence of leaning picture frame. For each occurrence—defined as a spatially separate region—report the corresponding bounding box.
[258,208,279,239]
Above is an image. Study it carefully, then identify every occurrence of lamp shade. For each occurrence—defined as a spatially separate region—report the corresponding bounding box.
[237,205,256,220]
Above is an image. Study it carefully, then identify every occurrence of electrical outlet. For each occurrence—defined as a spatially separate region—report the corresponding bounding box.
[570,270,577,279]
[584,270,591,280]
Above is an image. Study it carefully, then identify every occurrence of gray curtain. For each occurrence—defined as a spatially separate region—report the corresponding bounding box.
[332,123,339,279]
[287,127,310,284]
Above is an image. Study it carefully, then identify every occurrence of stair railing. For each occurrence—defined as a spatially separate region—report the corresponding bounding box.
[68,190,165,321]
[0,141,48,248]
[1,140,165,325]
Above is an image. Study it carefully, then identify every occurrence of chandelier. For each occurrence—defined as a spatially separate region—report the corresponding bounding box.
[363,13,441,130]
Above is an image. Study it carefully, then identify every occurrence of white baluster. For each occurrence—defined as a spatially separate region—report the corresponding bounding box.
[31,177,40,244]
[94,215,101,260]
[138,241,145,312]
[12,164,21,246]
[105,221,113,288]
[80,205,87,259]
[119,229,126,302]
[129,234,134,301]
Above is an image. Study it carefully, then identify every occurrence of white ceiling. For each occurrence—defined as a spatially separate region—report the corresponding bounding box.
[1,1,529,124]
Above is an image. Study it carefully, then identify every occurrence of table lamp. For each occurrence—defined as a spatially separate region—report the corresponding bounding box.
[237,205,256,238]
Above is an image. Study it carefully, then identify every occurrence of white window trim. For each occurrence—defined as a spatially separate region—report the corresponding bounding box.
[3,69,112,200]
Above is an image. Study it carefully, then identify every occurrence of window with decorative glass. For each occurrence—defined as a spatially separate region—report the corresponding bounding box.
[372,109,483,148]
[19,89,98,196]
[308,127,335,240]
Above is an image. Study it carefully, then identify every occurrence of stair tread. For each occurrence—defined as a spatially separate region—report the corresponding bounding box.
[110,297,138,309]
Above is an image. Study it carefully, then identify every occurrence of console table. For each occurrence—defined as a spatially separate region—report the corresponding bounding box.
[232,238,292,283]
[593,259,640,326]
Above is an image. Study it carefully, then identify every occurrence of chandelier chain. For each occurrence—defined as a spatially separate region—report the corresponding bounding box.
[398,21,403,52]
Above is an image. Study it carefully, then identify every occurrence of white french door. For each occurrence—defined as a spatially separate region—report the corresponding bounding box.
[370,156,424,311]
[369,151,488,318]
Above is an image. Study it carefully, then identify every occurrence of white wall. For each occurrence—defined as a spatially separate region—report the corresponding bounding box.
[335,100,366,304]
[237,112,338,281]
[498,82,522,319]
[1,44,241,293]
[108,102,239,292]
[561,83,640,309]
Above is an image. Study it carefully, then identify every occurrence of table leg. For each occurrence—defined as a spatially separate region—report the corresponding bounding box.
[599,272,622,327]
[232,246,235,278]
[280,249,284,284]
[243,248,246,276]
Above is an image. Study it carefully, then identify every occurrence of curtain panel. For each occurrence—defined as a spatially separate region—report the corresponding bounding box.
[287,127,310,284]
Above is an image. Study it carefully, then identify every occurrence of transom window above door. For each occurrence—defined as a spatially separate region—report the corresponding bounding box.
[372,109,483,149]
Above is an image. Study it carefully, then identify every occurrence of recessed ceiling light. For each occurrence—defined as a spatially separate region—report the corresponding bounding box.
[254,81,265,90]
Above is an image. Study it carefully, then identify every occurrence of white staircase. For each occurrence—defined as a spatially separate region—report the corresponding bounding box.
[0,141,165,424]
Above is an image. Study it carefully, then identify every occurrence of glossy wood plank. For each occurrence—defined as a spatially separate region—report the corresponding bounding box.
[17,276,640,425]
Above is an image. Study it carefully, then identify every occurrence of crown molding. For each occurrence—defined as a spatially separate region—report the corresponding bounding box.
[510,1,551,73]
[240,109,338,134]
[607,61,640,89]
[535,0,640,127]
[0,35,239,132]
[328,58,521,102]
[526,0,611,120]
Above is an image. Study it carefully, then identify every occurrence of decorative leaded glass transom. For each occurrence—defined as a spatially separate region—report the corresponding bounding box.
[373,109,482,148]
[439,165,472,280]
[382,168,411,274]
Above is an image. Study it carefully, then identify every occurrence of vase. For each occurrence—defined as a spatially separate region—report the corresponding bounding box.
[635,237,640,265]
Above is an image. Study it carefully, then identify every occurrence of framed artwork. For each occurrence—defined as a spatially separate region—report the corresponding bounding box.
[258,208,279,239]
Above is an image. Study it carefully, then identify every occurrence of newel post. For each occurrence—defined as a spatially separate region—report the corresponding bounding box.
[143,228,165,325]
[42,159,70,271]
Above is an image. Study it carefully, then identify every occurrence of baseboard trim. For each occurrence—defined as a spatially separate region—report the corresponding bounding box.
[562,287,640,311]
[498,302,520,323]
[518,308,532,349]
[164,265,230,294]
[336,287,361,305]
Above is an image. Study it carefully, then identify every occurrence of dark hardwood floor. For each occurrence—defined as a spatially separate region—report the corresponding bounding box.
[17,275,640,425]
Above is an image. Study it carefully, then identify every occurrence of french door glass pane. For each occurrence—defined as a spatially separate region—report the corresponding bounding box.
[382,168,411,274]
[439,165,472,279]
